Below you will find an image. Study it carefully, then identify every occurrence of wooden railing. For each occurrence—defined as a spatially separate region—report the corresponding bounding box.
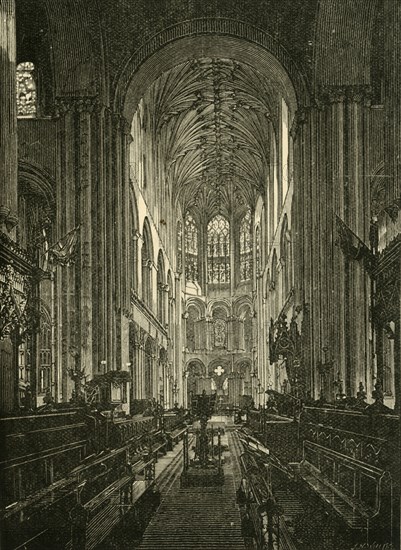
[300,440,393,534]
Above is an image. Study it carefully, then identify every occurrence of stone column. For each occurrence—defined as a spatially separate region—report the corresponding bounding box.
[55,99,79,401]
[343,86,371,398]
[0,0,18,234]
[55,97,107,394]
[384,0,401,418]
[123,121,133,311]
[91,105,107,376]
[76,99,94,382]
[104,108,116,370]
[322,88,348,394]
[294,86,371,400]
[292,106,313,394]
[174,273,182,385]
[384,0,401,204]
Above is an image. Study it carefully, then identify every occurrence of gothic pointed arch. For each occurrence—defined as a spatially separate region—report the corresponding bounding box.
[280,214,292,298]
[167,270,174,330]
[130,188,139,290]
[141,218,154,306]
[115,19,307,119]
[157,250,166,325]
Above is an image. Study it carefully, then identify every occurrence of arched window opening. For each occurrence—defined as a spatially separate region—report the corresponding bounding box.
[207,215,230,283]
[271,250,277,290]
[186,306,199,352]
[281,98,289,201]
[212,307,228,349]
[141,220,153,308]
[280,215,292,298]
[144,338,154,400]
[177,221,183,273]
[167,271,173,330]
[157,251,165,325]
[185,214,198,282]
[240,209,252,281]
[255,225,261,276]
[130,191,139,291]
[39,307,51,394]
[243,308,254,353]
[17,62,37,117]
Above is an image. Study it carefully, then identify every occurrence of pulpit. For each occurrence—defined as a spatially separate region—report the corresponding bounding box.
[181,390,224,487]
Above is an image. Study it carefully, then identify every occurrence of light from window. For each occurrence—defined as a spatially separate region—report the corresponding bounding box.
[207,215,230,283]
[177,221,183,273]
[281,98,289,201]
[39,318,51,393]
[255,226,261,276]
[240,209,252,281]
[185,214,198,282]
[17,62,37,117]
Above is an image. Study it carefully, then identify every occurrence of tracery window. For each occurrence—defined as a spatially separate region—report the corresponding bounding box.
[177,221,183,273]
[207,215,230,283]
[255,225,261,276]
[39,308,51,393]
[141,220,153,307]
[240,209,252,281]
[157,251,165,324]
[185,214,198,282]
[17,62,37,117]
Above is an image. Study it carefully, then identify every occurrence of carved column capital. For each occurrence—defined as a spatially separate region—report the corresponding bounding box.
[315,85,372,107]
[290,105,310,138]
[53,96,100,117]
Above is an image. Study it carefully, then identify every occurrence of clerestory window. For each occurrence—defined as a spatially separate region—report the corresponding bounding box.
[185,214,198,282]
[17,62,37,117]
[240,209,252,281]
[207,215,230,283]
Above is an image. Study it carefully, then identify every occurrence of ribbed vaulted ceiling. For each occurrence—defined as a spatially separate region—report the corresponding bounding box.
[139,58,278,217]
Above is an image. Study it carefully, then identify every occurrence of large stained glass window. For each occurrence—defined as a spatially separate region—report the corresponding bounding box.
[17,62,37,117]
[255,225,261,276]
[207,215,230,283]
[177,221,183,273]
[185,214,198,282]
[240,209,252,281]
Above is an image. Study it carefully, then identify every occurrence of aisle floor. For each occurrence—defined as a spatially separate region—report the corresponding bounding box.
[139,432,245,550]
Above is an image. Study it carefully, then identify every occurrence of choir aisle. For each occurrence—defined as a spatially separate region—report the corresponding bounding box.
[139,430,245,550]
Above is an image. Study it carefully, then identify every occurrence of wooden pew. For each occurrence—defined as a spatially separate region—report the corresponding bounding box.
[299,440,393,533]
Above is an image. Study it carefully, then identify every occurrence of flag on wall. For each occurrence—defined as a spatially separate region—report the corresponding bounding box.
[335,215,369,261]
[48,225,80,266]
